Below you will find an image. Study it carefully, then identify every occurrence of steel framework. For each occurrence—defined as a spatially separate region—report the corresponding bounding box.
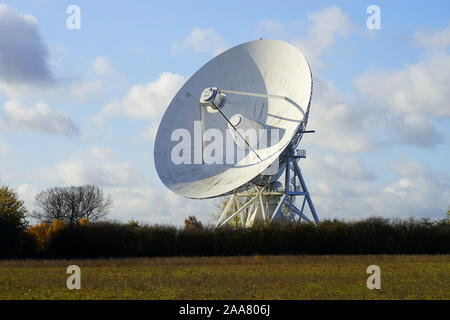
[215,151,319,228]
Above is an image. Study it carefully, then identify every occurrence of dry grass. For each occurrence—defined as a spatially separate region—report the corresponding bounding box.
[0,255,448,300]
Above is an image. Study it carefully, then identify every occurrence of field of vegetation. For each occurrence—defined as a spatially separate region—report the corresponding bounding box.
[0,255,448,300]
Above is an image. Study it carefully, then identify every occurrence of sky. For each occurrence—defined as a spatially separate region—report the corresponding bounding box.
[0,0,449,226]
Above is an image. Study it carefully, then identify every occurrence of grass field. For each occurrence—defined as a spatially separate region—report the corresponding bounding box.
[0,255,448,300]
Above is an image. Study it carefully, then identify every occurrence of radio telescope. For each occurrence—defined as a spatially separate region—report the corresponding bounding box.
[154,39,319,227]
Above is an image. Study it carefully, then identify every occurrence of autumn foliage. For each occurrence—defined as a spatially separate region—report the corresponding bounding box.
[27,219,71,251]
[184,216,203,230]
[27,223,50,250]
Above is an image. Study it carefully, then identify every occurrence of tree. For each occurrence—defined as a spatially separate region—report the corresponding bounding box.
[447,207,450,224]
[0,185,29,256]
[184,216,203,230]
[33,185,113,224]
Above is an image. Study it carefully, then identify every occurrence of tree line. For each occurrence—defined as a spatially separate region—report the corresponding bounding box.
[0,184,449,258]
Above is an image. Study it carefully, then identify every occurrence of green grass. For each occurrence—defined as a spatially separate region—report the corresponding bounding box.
[0,255,448,300]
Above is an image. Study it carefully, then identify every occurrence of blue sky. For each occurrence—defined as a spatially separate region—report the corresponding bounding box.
[0,0,449,225]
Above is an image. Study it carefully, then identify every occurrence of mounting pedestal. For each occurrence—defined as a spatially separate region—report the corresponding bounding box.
[215,151,319,228]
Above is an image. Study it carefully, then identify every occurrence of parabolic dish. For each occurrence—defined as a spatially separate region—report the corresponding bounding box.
[154,39,312,199]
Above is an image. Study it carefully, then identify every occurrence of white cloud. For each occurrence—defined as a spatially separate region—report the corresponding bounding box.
[353,25,450,149]
[105,185,215,225]
[141,122,160,143]
[301,154,449,220]
[303,154,374,182]
[0,137,13,158]
[354,54,450,119]
[69,79,104,101]
[414,25,450,49]
[293,6,353,68]
[2,77,107,102]
[96,72,185,122]
[0,137,22,184]
[353,51,450,148]
[383,159,450,212]
[174,27,227,56]
[303,77,375,153]
[1,100,79,137]
[45,146,143,187]
[301,152,375,213]
[391,113,441,148]
[92,56,114,77]
[16,183,38,215]
[385,178,411,197]
[54,158,124,186]
[0,5,53,86]
[65,56,117,101]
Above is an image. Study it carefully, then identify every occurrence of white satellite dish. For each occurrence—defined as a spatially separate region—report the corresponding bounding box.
[154,39,319,227]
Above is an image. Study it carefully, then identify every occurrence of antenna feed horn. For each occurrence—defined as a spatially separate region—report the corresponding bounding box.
[200,87,226,113]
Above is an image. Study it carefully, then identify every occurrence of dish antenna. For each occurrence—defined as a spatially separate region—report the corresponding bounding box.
[154,39,319,227]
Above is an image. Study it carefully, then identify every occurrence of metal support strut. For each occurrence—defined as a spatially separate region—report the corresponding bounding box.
[216,153,319,228]
[269,155,319,224]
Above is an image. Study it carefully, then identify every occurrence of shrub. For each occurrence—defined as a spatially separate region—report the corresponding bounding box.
[10,216,450,258]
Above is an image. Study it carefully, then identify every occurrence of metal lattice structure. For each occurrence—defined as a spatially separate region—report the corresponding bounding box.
[216,152,319,228]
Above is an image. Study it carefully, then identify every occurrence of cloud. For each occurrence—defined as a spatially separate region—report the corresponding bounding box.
[67,56,119,101]
[105,185,214,225]
[0,50,115,101]
[95,72,185,121]
[0,137,22,183]
[353,27,450,148]
[1,100,79,137]
[303,154,374,182]
[91,56,114,77]
[353,51,450,148]
[252,7,353,68]
[0,5,53,86]
[64,56,117,101]
[42,146,143,187]
[94,72,186,147]
[383,159,450,212]
[16,183,38,215]
[391,113,441,148]
[414,25,450,49]
[69,80,104,101]
[304,77,375,153]
[0,137,13,158]
[301,154,449,220]
[141,122,160,142]
[173,27,227,56]
[354,54,450,119]
[293,6,353,68]
[301,152,376,209]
